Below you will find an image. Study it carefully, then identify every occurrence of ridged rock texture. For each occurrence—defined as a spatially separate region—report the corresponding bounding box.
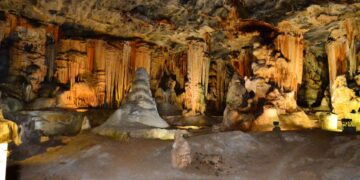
[93,68,169,139]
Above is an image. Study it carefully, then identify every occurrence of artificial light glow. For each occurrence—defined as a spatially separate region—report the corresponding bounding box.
[0,143,8,180]
[76,109,89,112]
[176,126,202,130]
[322,114,341,132]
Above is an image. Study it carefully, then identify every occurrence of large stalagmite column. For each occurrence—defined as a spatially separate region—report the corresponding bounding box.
[185,40,208,115]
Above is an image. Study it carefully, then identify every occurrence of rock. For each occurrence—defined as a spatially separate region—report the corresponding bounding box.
[266,89,298,114]
[28,97,57,110]
[0,109,21,145]
[81,116,91,131]
[0,97,23,112]
[278,111,318,130]
[252,106,279,131]
[225,74,247,108]
[57,83,98,108]
[20,110,85,136]
[171,131,191,169]
[222,74,256,131]
[245,77,271,99]
[93,68,169,139]
[331,75,360,119]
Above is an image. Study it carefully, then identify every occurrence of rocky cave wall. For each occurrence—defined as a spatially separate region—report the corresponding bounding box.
[0,1,359,123]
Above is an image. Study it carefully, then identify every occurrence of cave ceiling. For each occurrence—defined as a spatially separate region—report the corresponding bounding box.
[0,0,359,57]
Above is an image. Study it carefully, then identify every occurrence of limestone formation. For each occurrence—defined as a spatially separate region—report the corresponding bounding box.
[171,131,191,169]
[0,109,21,145]
[93,68,169,139]
[331,75,360,120]
[222,74,255,131]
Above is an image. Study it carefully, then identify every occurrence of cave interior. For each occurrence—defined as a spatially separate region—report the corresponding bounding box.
[1,0,360,179]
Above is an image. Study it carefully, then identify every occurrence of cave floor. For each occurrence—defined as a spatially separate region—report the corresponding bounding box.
[6,130,360,180]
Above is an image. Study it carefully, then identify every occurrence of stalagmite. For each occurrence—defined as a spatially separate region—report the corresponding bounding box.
[93,68,169,138]
[222,74,255,131]
[171,131,191,169]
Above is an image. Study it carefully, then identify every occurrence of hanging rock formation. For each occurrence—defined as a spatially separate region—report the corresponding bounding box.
[183,40,208,116]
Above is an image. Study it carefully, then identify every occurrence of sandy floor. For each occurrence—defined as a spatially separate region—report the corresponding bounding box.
[6,130,360,180]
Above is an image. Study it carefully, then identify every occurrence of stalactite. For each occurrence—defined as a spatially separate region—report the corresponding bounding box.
[150,47,166,91]
[46,24,59,43]
[45,25,58,81]
[207,60,226,111]
[185,40,208,114]
[8,19,47,93]
[5,13,17,34]
[94,40,106,106]
[104,44,117,107]
[275,34,304,92]
[86,40,95,73]
[326,18,358,95]
[116,42,132,107]
[45,41,56,81]
[231,49,253,77]
[343,18,358,78]
[167,51,187,89]
[132,43,152,75]
[326,40,347,93]
[93,40,132,108]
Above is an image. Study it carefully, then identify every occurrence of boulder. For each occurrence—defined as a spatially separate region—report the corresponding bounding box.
[331,75,360,119]
[18,110,85,136]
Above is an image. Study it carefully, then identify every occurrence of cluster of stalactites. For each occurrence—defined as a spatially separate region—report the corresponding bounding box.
[93,40,132,108]
[54,40,133,108]
[274,34,304,92]
[326,18,359,93]
[184,40,208,114]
